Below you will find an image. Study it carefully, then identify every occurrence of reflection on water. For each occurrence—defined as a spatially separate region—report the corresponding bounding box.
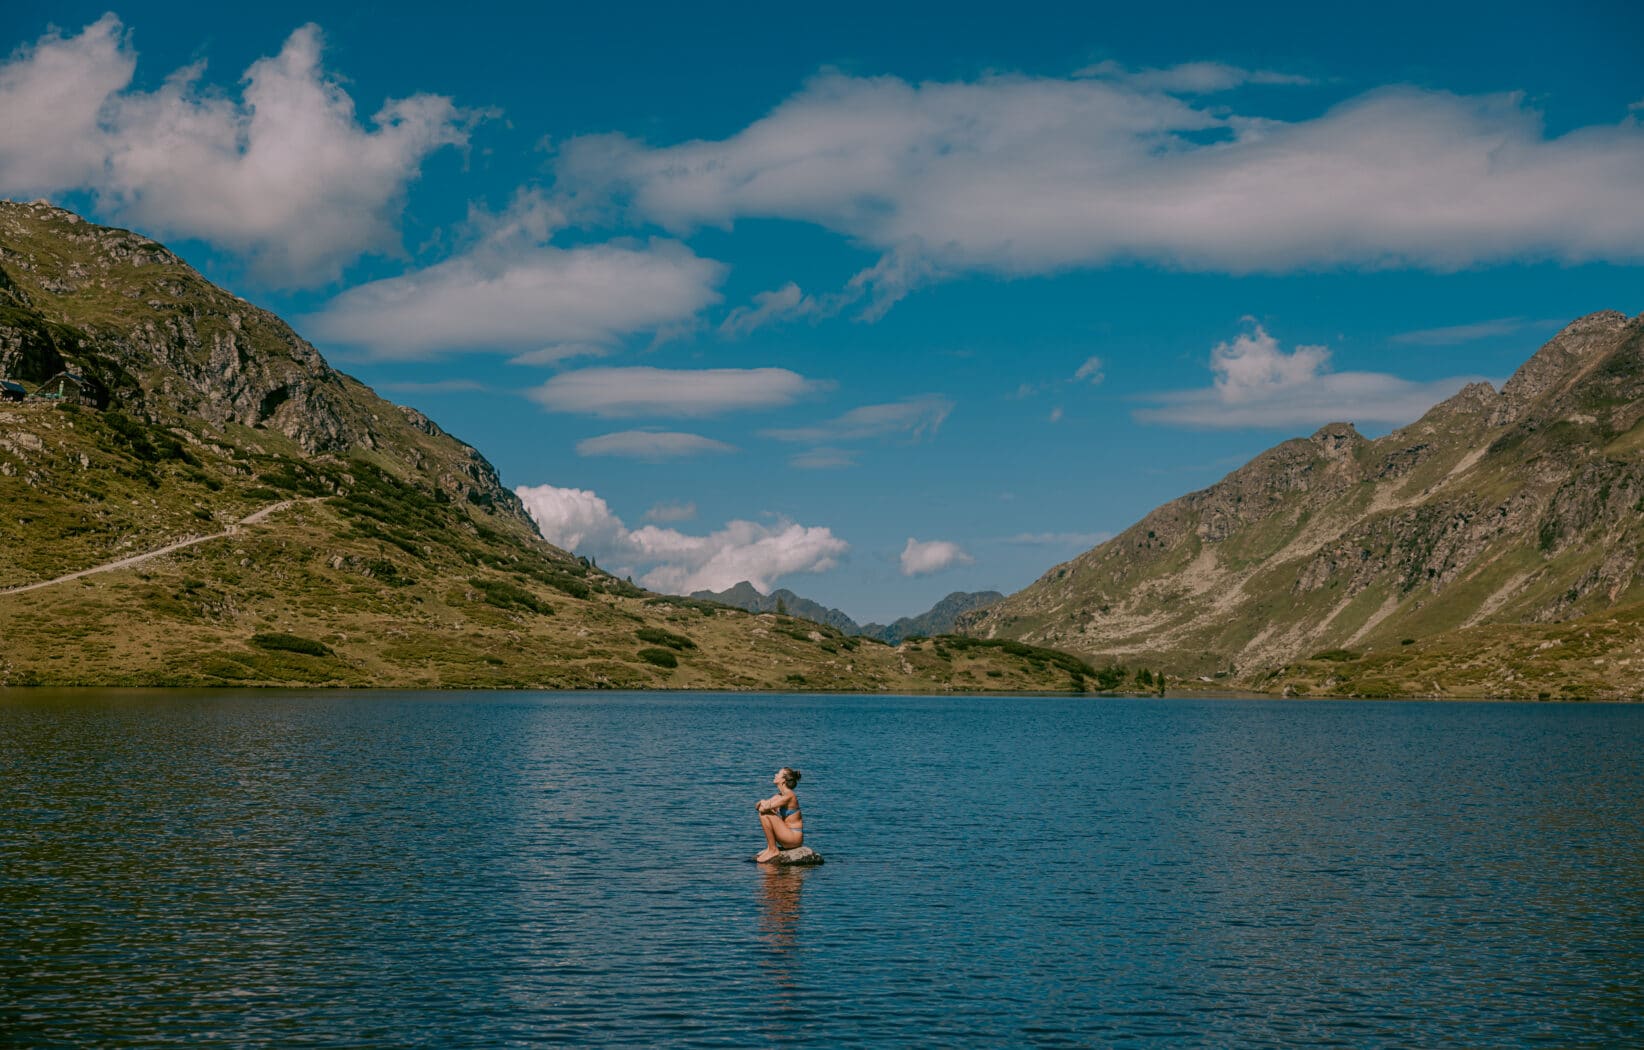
[2,690,1641,1047]
[757,864,808,1026]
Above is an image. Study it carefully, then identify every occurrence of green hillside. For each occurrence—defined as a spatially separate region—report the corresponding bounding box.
[0,201,1107,693]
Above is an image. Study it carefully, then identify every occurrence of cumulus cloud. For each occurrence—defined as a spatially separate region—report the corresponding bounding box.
[574,430,737,460]
[0,16,469,284]
[763,395,953,443]
[555,72,1644,313]
[0,14,134,193]
[515,483,846,593]
[1135,321,1488,428]
[305,190,725,358]
[530,366,827,417]
[1390,316,1565,346]
[900,537,974,577]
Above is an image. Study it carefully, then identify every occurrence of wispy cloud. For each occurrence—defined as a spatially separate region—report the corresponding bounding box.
[378,379,487,394]
[789,447,858,470]
[1135,321,1486,428]
[1074,60,1314,92]
[643,501,696,523]
[575,430,736,460]
[516,483,846,593]
[1004,531,1112,547]
[531,367,828,417]
[557,72,1644,316]
[900,537,973,576]
[719,281,830,337]
[0,16,469,285]
[763,395,953,443]
[1390,316,1566,346]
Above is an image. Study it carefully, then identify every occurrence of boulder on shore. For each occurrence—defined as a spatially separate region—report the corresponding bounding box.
[755,846,824,866]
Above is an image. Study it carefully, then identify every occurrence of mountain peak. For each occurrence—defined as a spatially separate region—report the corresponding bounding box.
[1497,309,1634,421]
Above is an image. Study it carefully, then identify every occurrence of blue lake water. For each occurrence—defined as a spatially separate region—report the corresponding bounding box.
[3,691,1641,1047]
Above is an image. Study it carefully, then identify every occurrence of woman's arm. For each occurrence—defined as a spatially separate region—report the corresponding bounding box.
[757,787,795,813]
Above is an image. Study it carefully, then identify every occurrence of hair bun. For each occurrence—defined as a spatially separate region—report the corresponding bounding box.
[789,769,801,785]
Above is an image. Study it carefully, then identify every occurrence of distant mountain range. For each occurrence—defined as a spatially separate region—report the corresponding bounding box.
[964,311,1644,700]
[689,582,1003,643]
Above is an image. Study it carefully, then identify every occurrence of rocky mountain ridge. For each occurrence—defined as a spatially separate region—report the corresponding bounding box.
[689,581,1003,643]
[965,310,1644,699]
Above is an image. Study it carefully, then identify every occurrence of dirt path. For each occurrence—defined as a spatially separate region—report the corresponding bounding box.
[1,498,322,597]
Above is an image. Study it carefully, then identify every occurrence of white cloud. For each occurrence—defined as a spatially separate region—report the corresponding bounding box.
[789,447,857,470]
[530,366,827,417]
[305,191,725,359]
[575,430,737,460]
[1049,406,1064,423]
[556,72,1644,313]
[1390,316,1565,346]
[0,17,470,285]
[1074,355,1105,384]
[515,483,846,592]
[1005,531,1112,547]
[1136,321,1487,428]
[0,14,133,193]
[1210,323,1332,403]
[514,484,629,554]
[644,501,696,523]
[763,395,953,443]
[719,281,829,337]
[900,537,974,577]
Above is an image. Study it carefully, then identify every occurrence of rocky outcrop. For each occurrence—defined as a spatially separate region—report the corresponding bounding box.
[0,200,532,524]
[755,846,824,866]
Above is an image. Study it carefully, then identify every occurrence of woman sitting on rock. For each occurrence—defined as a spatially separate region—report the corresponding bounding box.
[754,767,803,862]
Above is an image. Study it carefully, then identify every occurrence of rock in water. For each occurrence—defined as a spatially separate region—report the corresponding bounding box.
[753,846,824,866]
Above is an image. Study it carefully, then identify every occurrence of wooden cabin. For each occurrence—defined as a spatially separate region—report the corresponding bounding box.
[37,371,89,405]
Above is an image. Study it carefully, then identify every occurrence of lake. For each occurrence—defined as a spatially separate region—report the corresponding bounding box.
[3,691,1640,1046]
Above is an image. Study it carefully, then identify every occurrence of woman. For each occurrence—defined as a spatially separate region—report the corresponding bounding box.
[754,767,803,862]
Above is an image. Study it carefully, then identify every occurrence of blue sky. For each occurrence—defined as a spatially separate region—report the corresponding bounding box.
[4,2,1642,622]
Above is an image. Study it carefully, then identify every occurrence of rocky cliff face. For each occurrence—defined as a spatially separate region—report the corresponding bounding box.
[0,200,527,522]
[965,311,1644,689]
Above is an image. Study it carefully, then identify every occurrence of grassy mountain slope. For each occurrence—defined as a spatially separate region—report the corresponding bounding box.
[0,201,1095,692]
[965,312,1644,699]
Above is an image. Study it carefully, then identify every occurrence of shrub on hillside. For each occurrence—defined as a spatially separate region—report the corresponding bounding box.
[635,627,696,650]
[637,647,678,668]
[249,632,332,657]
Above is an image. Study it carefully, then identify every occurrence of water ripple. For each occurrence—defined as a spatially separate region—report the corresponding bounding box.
[3,691,1641,1046]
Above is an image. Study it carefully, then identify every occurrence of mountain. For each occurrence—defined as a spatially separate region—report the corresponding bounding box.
[0,200,1096,693]
[690,582,1004,644]
[861,591,1004,644]
[964,311,1644,699]
[689,581,861,634]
